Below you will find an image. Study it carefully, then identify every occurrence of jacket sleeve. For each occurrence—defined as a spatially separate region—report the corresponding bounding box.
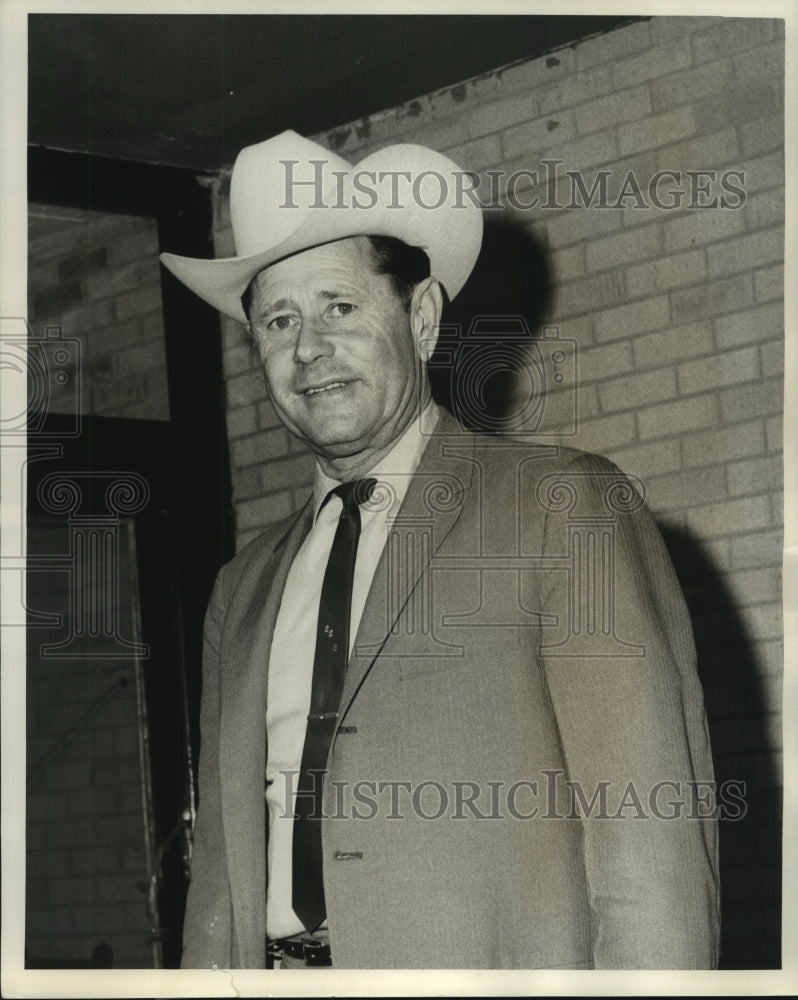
[539,451,720,969]
[180,566,234,969]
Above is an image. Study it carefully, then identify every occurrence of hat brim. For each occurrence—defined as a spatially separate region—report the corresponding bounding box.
[160,143,483,325]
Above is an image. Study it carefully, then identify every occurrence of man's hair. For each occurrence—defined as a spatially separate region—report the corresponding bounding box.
[365,235,430,310]
[241,235,430,321]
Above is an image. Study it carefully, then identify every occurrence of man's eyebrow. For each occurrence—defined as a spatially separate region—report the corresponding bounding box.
[257,290,353,313]
[256,297,295,315]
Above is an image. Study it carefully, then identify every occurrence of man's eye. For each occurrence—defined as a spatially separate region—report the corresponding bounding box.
[328,302,355,318]
[266,314,297,332]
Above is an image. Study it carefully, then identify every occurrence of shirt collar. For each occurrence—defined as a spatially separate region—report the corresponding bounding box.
[312,400,440,522]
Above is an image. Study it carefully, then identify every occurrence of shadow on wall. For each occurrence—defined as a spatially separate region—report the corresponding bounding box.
[433,213,553,430]
[659,524,782,970]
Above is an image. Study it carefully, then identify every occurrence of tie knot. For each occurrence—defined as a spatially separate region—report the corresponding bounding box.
[333,477,377,510]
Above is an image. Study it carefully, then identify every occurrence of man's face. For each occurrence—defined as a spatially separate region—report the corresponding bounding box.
[248,236,431,471]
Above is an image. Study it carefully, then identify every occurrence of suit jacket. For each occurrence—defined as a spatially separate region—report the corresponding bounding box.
[181,412,720,969]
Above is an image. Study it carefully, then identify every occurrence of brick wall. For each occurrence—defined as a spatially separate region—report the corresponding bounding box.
[26,520,155,968]
[211,16,784,965]
[28,206,170,421]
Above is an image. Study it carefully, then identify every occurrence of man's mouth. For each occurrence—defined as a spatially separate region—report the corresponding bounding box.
[301,380,351,397]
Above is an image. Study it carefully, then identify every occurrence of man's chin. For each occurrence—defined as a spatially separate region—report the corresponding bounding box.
[295,421,370,457]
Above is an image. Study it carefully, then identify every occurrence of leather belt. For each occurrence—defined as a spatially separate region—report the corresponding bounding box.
[268,935,332,967]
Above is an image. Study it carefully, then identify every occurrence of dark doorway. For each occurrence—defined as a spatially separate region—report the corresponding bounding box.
[25,150,234,967]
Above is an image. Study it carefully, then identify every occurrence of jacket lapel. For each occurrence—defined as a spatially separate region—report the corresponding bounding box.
[339,414,475,713]
[219,498,313,964]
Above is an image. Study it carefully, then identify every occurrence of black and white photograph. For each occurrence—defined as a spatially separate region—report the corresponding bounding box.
[1,2,793,996]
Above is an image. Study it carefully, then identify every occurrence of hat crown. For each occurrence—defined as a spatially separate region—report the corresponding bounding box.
[230,131,352,256]
[161,130,483,325]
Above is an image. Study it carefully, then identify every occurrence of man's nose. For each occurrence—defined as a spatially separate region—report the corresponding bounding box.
[293,317,334,364]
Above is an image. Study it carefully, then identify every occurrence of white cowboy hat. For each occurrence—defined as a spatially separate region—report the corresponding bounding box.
[160,130,484,325]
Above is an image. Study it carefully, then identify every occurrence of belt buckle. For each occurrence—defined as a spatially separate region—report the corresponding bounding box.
[301,935,332,967]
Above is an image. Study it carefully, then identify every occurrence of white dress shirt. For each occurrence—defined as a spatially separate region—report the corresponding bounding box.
[265,401,440,939]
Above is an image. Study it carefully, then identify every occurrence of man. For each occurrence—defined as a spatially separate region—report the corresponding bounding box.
[160,130,720,970]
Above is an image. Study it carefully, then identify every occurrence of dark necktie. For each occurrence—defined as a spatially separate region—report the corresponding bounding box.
[292,477,377,932]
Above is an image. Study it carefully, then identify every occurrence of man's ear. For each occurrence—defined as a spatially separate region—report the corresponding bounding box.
[410,277,443,363]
